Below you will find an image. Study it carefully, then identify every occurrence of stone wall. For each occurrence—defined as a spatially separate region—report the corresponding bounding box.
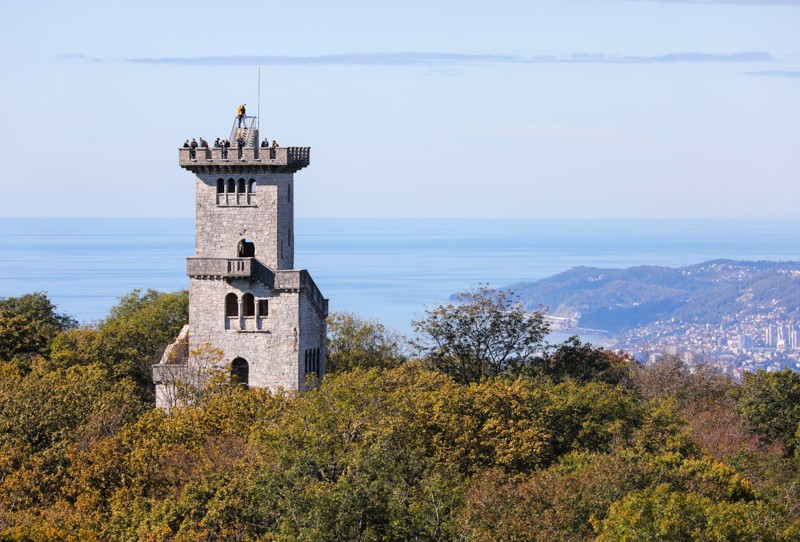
[297,291,328,390]
[194,172,294,270]
[188,276,303,390]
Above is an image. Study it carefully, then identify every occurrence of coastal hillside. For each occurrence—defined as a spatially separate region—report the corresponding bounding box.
[510,260,800,334]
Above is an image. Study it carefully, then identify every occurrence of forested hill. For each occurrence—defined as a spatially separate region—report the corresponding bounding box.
[509,260,800,333]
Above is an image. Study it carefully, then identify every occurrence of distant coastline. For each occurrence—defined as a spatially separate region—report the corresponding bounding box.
[4,218,800,334]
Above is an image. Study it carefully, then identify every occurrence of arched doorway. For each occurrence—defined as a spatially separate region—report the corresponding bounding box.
[237,239,255,258]
[231,357,249,387]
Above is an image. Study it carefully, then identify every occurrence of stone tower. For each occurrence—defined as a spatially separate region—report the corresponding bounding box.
[153,114,328,409]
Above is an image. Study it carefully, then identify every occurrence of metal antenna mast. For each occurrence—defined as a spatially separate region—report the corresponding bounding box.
[257,66,261,129]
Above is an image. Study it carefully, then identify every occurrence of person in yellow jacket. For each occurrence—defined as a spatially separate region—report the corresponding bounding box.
[237,104,247,128]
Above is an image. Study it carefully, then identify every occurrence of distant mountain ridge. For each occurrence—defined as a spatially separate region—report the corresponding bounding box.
[508,260,800,334]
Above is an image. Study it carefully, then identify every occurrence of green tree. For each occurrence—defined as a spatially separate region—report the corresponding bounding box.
[596,483,800,541]
[0,292,76,332]
[326,312,406,373]
[735,369,800,453]
[0,292,76,368]
[412,286,549,384]
[0,311,50,363]
[49,289,188,395]
[541,336,633,385]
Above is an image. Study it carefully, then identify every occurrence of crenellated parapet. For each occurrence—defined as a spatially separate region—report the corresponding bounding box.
[179,146,310,174]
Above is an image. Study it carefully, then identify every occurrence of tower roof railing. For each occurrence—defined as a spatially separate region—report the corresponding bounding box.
[179,146,310,173]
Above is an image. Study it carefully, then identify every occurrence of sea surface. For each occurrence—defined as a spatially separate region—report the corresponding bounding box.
[3,218,800,335]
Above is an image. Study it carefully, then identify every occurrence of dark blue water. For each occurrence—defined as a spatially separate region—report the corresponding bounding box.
[2,218,800,333]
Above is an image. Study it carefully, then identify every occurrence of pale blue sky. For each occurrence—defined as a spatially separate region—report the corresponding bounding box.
[1,0,798,218]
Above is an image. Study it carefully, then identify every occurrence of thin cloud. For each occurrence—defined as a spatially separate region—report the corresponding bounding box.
[123,51,774,66]
[747,69,800,79]
[58,53,104,63]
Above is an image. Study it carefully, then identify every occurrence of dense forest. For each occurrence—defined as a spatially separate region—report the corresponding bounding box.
[2,288,800,540]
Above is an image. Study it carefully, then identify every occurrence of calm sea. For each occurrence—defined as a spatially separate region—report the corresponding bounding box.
[2,218,800,334]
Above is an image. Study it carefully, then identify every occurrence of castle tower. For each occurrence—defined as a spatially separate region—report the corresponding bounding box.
[153,114,328,409]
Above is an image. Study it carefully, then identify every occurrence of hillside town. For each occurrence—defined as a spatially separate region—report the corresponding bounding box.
[612,308,800,379]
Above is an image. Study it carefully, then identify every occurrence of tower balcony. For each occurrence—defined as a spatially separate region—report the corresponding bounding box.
[179,146,310,174]
[187,257,276,286]
[187,258,329,318]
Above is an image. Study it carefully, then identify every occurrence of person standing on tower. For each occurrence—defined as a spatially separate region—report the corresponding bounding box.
[237,104,247,128]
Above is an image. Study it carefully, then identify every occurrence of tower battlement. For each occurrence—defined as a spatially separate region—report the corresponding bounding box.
[179,147,310,174]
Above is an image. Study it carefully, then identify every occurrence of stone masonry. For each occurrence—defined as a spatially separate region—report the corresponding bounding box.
[153,123,327,410]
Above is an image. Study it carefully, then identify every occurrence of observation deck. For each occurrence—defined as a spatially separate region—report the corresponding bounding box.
[179,146,310,174]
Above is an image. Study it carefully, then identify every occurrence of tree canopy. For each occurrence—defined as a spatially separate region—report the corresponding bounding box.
[326,312,406,373]
[412,286,549,383]
[1,290,800,540]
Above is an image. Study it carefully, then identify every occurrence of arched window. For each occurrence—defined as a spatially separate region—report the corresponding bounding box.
[217,179,224,193]
[227,178,235,193]
[248,179,257,193]
[237,178,246,193]
[237,239,255,258]
[231,357,249,387]
[242,293,255,317]
[225,293,238,317]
